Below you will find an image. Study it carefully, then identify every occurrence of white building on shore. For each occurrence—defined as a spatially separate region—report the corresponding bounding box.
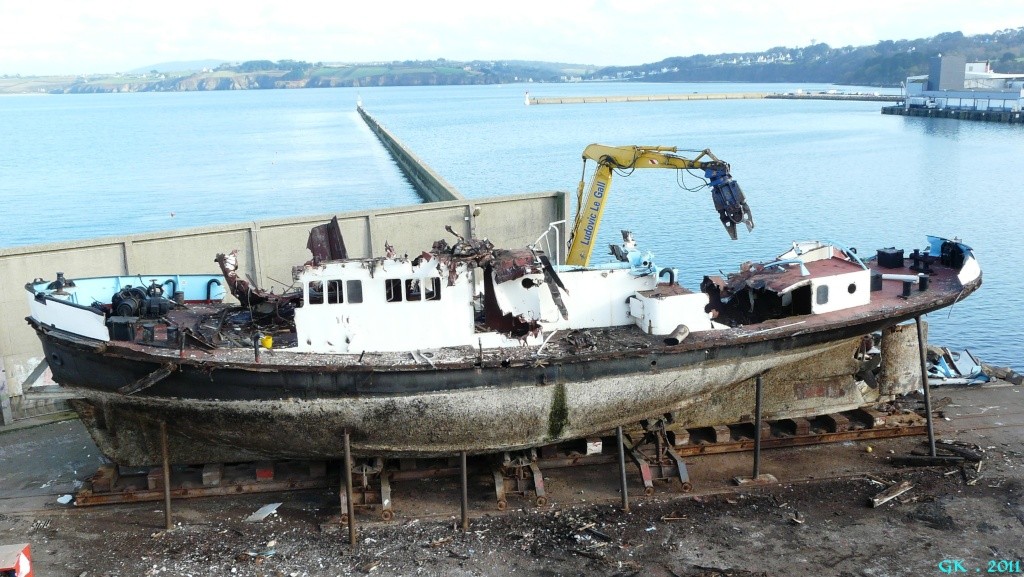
[905,56,1024,112]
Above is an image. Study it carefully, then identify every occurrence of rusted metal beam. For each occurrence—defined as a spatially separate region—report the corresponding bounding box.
[75,477,332,506]
[676,425,928,456]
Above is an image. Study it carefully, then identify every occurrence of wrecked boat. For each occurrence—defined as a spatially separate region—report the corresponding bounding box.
[26,222,981,466]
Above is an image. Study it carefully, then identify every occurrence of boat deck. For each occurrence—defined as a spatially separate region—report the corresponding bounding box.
[90,255,975,371]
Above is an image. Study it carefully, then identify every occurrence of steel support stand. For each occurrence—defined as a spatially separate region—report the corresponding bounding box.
[460,451,469,532]
[623,436,656,496]
[491,451,547,509]
[916,316,937,457]
[344,429,357,546]
[660,440,692,492]
[753,374,764,478]
[617,426,629,512]
[160,421,172,530]
[379,467,393,520]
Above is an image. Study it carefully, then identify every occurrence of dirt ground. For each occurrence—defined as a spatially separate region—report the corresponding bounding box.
[3,381,1023,577]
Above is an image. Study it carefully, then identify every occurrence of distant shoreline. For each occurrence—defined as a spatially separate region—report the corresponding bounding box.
[0,75,898,96]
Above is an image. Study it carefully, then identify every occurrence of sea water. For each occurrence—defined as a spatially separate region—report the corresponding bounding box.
[1,83,1019,369]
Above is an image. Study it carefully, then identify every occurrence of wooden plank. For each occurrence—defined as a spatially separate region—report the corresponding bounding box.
[870,481,914,507]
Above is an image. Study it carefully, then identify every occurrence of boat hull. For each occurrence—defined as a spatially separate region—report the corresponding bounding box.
[31,242,982,466]
[41,320,899,465]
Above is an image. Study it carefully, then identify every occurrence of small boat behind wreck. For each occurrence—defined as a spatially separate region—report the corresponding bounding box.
[26,222,981,466]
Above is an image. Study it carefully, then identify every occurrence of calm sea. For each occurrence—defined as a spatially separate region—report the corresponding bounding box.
[1,83,1020,369]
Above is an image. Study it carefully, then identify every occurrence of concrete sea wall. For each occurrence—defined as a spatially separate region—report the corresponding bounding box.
[882,105,1024,124]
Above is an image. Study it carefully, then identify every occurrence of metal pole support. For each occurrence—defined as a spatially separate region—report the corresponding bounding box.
[915,316,937,457]
[460,451,469,532]
[160,421,172,530]
[344,429,357,546]
[753,373,764,478]
[617,426,629,512]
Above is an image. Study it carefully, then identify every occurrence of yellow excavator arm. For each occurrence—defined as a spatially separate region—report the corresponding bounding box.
[565,144,754,267]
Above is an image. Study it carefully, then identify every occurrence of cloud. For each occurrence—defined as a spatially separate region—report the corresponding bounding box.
[1,0,1020,75]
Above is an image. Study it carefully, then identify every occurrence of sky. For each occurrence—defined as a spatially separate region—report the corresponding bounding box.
[1,0,1020,76]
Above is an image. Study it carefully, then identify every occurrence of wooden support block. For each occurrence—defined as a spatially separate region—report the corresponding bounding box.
[854,407,888,428]
[540,443,560,459]
[202,463,224,486]
[711,425,731,443]
[788,417,811,436]
[91,465,119,494]
[671,428,691,446]
[822,413,850,433]
[308,461,327,478]
[147,467,163,490]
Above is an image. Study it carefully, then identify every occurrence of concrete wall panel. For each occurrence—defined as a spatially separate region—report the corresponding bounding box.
[372,206,471,256]
[127,229,255,276]
[474,191,568,257]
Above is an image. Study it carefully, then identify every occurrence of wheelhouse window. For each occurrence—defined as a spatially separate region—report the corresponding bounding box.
[424,277,441,301]
[308,281,323,305]
[405,279,422,301]
[347,280,363,304]
[385,278,440,303]
[385,279,402,302]
[327,279,343,304]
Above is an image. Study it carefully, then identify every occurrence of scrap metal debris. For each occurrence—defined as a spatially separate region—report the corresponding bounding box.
[244,502,282,522]
[214,250,301,321]
[307,216,348,262]
[563,330,597,352]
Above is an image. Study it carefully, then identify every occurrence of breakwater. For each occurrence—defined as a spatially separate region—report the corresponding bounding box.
[881,105,1024,124]
[527,92,767,105]
[526,92,900,105]
[357,106,465,201]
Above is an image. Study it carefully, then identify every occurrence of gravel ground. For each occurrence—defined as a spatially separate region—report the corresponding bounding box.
[6,458,1023,577]
[4,382,1023,577]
